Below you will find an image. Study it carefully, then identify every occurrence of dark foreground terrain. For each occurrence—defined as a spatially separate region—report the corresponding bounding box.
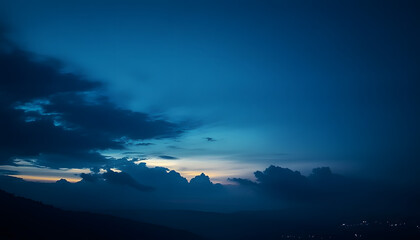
[106,209,420,240]
[2,188,420,240]
[0,189,203,240]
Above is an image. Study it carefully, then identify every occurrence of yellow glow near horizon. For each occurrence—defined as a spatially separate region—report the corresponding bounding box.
[8,174,81,183]
[139,156,258,184]
[0,162,90,183]
[1,156,260,185]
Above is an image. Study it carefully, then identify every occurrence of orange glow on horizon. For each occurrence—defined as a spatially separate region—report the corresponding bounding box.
[9,174,81,183]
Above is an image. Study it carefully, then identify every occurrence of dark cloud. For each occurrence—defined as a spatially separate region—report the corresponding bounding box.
[80,173,100,183]
[204,137,216,142]
[254,165,310,199]
[0,49,99,105]
[1,163,419,215]
[0,34,186,168]
[228,177,257,187]
[111,160,189,189]
[43,93,182,140]
[158,155,178,160]
[102,169,154,192]
[37,152,110,169]
[80,168,154,192]
[136,143,154,146]
[55,178,70,184]
[231,165,366,202]
[225,165,420,216]
[0,105,118,166]
[190,173,212,186]
[88,158,228,195]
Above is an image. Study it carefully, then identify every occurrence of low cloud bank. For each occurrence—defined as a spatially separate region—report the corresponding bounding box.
[0,163,418,217]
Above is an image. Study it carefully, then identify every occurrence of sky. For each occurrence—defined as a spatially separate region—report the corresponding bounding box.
[0,0,419,188]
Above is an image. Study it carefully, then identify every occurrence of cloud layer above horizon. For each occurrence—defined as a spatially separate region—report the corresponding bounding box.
[0,34,187,170]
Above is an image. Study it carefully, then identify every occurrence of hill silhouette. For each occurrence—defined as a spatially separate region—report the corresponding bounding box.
[106,208,420,240]
[0,189,204,240]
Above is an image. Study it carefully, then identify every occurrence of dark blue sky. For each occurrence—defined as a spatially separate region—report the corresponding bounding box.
[0,0,419,184]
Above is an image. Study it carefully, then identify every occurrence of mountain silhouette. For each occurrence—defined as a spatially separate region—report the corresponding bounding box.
[0,189,204,240]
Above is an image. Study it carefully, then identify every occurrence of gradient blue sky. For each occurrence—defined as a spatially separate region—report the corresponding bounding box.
[1,0,419,183]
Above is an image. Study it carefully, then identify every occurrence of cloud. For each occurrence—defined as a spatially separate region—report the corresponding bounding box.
[110,159,189,189]
[0,49,99,105]
[159,155,178,160]
[102,169,154,192]
[0,32,186,168]
[228,177,257,187]
[1,163,419,215]
[136,143,154,146]
[80,173,100,183]
[0,105,118,166]
[56,178,70,184]
[230,165,366,202]
[80,168,154,192]
[43,93,182,140]
[190,173,213,186]
[253,165,310,199]
[102,158,223,192]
